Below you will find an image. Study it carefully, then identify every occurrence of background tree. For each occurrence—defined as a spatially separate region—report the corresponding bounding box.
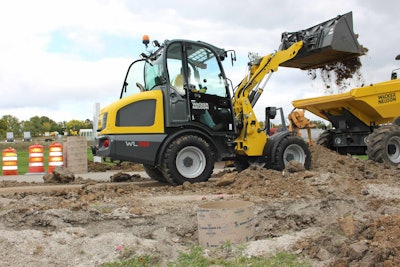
[0,115,21,138]
[0,117,7,138]
[85,119,93,129]
[65,119,92,135]
[22,116,59,137]
[311,120,329,129]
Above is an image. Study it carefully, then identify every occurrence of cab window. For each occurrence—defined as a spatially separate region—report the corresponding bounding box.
[122,60,145,98]
[121,56,166,99]
[186,44,227,97]
[144,55,166,90]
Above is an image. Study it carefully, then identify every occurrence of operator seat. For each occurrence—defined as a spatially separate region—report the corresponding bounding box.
[172,74,185,95]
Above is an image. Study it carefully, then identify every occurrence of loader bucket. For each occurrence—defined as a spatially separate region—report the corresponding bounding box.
[280,12,363,69]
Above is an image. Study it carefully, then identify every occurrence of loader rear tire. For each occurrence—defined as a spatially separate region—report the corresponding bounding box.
[143,164,167,183]
[268,135,311,171]
[161,135,215,185]
[366,125,400,167]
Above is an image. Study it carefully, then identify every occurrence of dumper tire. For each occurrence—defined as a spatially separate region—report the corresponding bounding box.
[161,135,215,185]
[393,116,400,126]
[366,125,400,167]
[316,130,333,149]
[268,135,311,171]
[143,164,167,183]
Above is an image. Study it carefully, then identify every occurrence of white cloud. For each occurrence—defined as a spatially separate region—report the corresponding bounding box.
[0,0,399,123]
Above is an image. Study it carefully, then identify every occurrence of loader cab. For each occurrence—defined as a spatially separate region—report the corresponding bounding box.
[121,39,235,133]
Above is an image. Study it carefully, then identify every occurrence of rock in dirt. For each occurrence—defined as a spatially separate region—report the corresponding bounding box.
[110,172,139,182]
[215,172,236,186]
[338,215,356,237]
[285,161,306,173]
[43,167,75,183]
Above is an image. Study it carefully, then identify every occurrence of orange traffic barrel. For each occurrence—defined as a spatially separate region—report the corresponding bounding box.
[28,144,45,173]
[48,142,63,173]
[2,147,18,175]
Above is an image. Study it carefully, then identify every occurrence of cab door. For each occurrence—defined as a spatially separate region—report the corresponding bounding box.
[166,41,235,132]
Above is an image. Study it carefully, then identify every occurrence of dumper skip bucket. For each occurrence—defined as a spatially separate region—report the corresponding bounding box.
[280,12,363,69]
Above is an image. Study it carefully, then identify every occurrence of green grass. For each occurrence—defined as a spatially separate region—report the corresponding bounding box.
[353,155,368,160]
[102,245,312,267]
[15,150,33,174]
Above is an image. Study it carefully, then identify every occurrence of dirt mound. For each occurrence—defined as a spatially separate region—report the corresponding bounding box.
[87,160,143,172]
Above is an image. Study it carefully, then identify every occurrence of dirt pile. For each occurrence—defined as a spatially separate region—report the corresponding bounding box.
[0,145,399,266]
[87,160,143,172]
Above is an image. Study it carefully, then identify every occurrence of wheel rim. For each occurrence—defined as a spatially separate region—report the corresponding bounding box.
[283,144,306,166]
[387,136,400,164]
[176,146,206,179]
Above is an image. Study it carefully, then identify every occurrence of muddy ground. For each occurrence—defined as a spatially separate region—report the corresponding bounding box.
[0,145,399,266]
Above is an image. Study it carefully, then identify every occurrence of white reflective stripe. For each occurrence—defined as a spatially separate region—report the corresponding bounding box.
[2,166,18,170]
[49,162,64,166]
[29,153,44,157]
[29,162,44,167]
[49,152,63,156]
[2,156,17,161]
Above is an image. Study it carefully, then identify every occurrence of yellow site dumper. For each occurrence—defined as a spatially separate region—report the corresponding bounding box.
[292,71,400,167]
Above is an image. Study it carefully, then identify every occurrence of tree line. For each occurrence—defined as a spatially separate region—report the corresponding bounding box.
[0,114,328,140]
[0,115,93,139]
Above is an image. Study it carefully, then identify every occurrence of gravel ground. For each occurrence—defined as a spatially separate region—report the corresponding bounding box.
[0,145,399,266]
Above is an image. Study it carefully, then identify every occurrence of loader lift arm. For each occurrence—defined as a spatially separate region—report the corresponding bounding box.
[234,41,303,106]
[232,41,306,157]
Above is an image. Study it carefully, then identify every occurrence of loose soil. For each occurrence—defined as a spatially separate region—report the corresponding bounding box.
[0,145,399,266]
[308,46,369,94]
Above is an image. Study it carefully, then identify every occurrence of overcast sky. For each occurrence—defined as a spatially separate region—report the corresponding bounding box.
[0,0,398,124]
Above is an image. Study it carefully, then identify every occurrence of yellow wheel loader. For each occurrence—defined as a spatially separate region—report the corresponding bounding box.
[94,12,363,184]
[292,55,400,167]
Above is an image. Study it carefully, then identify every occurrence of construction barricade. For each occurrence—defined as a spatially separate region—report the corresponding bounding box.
[48,142,63,173]
[2,147,18,175]
[27,144,45,174]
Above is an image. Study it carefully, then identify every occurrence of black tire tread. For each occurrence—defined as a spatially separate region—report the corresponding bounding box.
[316,130,333,148]
[161,135,214,185]
[267,135,311,171]
[366,125,400,166]
[143,164,167,183]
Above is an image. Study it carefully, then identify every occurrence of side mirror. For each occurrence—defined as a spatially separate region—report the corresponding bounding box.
[391,72,397,80]
[266,107,277,119]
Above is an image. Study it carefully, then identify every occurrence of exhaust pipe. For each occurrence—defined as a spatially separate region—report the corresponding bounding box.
[280,12,364,70]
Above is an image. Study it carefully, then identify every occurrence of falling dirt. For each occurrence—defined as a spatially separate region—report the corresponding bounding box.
[0,145,400,266]
[308,46,369,94]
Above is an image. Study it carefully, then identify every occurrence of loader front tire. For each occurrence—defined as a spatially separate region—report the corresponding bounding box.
[268,135,311,171]
[366,125,400,167]
[161,135,214,185]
